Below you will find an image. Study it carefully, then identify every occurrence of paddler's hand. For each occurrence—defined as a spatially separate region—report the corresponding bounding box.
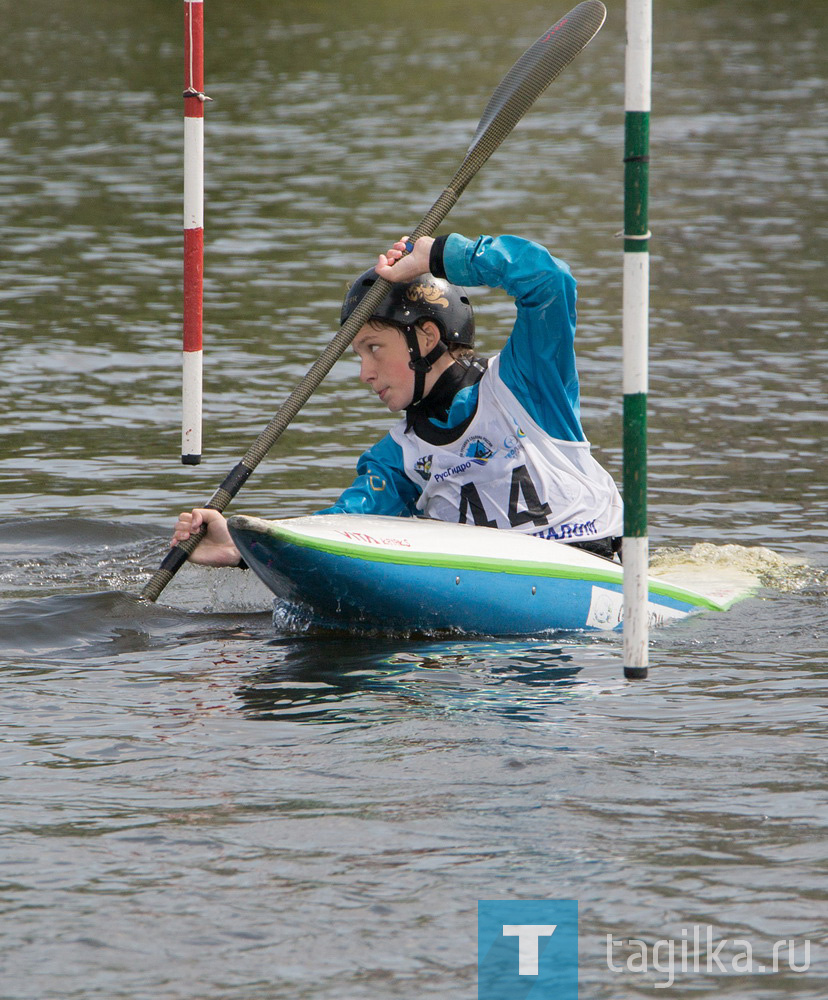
[170,508,243,567]
[375,235,434,282]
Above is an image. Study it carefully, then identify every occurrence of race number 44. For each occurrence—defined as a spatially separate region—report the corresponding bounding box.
[459,465,552,528]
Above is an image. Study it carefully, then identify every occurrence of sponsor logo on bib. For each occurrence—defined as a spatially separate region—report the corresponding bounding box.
[414,454,433,480]
[462,435,496,464]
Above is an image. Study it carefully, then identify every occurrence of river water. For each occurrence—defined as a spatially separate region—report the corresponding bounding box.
[1,1,826,997]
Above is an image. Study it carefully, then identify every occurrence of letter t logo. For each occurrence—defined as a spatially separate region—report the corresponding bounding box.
[502,924,557,975]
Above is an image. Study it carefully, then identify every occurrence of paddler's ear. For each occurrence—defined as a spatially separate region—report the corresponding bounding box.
[418,320,442,351]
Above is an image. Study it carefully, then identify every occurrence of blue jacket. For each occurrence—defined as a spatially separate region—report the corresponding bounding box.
[320,233,587,517]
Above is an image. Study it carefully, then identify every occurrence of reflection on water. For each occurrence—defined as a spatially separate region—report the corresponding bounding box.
[236,637,596,724]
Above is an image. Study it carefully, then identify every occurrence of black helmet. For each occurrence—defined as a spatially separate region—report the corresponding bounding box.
[341,268,475,348]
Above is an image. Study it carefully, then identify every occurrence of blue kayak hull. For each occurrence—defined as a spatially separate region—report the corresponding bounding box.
[227,514,727,635]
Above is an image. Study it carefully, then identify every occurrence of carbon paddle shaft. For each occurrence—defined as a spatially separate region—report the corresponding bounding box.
[141,1,606,602]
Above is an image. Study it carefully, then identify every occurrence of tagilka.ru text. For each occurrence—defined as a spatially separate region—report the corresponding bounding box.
[607,926,812,988]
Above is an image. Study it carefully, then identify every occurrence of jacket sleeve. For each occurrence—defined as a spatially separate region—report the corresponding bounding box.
[316,432,422,517]
[440,233,586,442]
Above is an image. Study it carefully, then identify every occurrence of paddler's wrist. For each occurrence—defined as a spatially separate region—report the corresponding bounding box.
[429,234,450,278]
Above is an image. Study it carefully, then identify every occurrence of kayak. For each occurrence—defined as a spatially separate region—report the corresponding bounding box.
[226,513,751,634]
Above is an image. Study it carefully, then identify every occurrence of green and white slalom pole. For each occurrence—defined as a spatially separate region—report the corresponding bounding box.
[622,0,651,679]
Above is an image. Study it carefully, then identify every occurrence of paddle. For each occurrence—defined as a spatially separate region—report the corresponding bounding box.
[141,1,607,603]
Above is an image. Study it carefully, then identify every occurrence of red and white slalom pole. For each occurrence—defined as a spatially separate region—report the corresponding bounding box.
[182,0,210,464]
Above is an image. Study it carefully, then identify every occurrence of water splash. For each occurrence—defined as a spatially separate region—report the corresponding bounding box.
[161,563,276,614]
[650,542,817,594]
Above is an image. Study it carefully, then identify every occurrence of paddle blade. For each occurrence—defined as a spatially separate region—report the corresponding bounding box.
[466,1,606,163]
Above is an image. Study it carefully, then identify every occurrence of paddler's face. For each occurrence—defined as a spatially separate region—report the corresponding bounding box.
[352,322,419,412]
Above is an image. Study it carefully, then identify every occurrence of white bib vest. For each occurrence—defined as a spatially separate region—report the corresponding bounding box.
[390,355,623,542]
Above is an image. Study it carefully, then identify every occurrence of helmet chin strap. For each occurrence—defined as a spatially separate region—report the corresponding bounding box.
[403,324,448,407]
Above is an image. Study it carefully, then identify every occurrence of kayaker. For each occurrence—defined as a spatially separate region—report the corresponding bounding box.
[171,233,623,565]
